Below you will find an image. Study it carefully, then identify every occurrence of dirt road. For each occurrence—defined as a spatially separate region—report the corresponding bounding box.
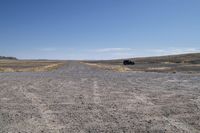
[0,61,200,133]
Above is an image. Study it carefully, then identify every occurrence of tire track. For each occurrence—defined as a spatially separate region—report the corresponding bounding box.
[93,80,101,104]
[19,84,65,132]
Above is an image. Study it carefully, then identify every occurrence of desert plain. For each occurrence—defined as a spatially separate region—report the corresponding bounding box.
[0,54,200,133]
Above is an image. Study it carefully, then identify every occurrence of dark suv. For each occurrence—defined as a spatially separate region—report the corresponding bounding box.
[123,60,135,65]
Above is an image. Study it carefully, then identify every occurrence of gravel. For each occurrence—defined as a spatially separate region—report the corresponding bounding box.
[0,61,200,133]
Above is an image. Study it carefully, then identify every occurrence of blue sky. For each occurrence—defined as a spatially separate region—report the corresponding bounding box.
[0,0,200,59]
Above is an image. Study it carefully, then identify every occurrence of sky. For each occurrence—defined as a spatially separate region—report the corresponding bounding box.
[0,0,200,60]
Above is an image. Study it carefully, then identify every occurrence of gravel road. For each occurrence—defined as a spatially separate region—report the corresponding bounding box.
[0,61,200,133]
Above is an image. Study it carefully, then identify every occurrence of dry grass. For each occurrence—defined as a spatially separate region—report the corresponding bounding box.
[83,62,175,73]
[83,62,131,72]
[146,67,171,71]
[0,60,65,72]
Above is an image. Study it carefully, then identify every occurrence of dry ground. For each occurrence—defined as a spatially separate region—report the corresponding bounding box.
[0,60,65,72]
[83,61,200,73]
[0,61,200,133]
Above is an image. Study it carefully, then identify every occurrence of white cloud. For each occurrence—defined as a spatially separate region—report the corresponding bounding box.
[149,48,200,55]
[84,47,136,59]
[34,47,200,60]
[94,48,134,52]
[84,47,200,59]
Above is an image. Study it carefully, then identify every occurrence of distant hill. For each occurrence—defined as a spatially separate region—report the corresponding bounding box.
[86,53,200,64]
[0,56,17,60]
[89,53,200,64]
[133,53,200,64]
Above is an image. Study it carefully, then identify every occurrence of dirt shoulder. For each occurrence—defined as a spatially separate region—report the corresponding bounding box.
[0,60,65,72]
